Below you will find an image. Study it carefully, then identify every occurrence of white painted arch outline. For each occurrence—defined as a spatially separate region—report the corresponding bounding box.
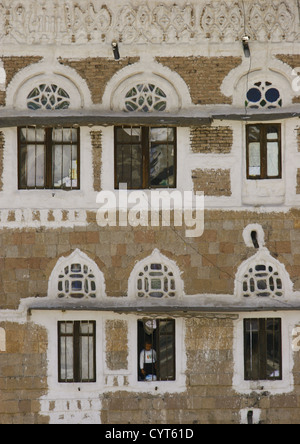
[6,60,92,110]
[222,57,299,108]
[48,249,106,300]
[102,59,192,112]
[128,248,184,300]
[235,247,293,301]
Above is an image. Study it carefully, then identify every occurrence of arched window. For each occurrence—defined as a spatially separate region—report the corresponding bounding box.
[235,247,292,300]
[27,84,70,110]
[124,83,167,112]
[246,82,282,109]
[137,262,176,298]
[242,263,283,298]
[57,262,97,299]
[108,66,188,113]
[129,249,183,299]
[48,249,105,300]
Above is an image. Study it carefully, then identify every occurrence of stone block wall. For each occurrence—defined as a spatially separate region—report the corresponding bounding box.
[0,322,48,424]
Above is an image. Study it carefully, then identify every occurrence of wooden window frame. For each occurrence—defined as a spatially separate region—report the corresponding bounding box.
[114,126,177,190]
[244,318,282,381]
[58,321,96,383]
[138,318,176,382]
[246,123,282,180]
[18,126,80,190]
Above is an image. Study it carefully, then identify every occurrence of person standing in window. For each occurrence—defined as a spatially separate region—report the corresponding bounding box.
[139,340,157,381]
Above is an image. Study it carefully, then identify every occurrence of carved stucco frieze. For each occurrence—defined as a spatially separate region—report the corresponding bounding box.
[0,0,298,45]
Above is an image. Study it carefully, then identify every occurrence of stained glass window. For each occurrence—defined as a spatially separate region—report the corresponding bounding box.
[246,82,282,109]
[27,84,70,110]
[124,83,167,112]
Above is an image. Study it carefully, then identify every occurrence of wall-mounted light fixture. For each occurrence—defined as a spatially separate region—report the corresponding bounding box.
[242,35,251,58]
[112,41,120,60]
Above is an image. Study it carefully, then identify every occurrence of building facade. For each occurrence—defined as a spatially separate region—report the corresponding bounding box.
[1,0,300,424]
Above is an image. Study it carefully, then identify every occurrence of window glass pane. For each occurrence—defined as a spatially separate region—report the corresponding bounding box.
[116,127,141,143]
[244,318,282,381]
[80,335,94,381]
[267,126,279,140]
[20,127,45,143]
[53,145,78,188]
[52,128,78,143]
[267,142,279,177]
[248,126,260,142]
[150,128,174,142]
[116,144,143,189]
[158,332,175,381]
[248,142,261,177]
[244,319,260,380]
[24,144,45,188]
[150,144,174,187]
[266,319,281,379]
[59,336,74,381]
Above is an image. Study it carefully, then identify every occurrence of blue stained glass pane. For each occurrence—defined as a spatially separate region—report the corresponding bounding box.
[265,88,280,103]
[247,88,262,103]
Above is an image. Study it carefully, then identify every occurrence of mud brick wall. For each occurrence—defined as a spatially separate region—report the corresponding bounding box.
[192,169,232,196]
[105,320,128,371]
[58,57,139,104]
[91,130,103,192]
[1,209,300,309]
[0,56,43,106]
[0,322,48,424]
[276,54,300,104]
[156,57,242,105]
[190,126,233,154]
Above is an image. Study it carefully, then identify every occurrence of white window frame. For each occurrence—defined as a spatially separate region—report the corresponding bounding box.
[233,313,293,394]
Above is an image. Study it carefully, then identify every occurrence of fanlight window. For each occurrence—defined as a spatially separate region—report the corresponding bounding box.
[246,82,282,109]
[242,263,283,298]
[125,83,167,112]
[27,84,70,110]
[58,262,97,299]
[137,262,176,298]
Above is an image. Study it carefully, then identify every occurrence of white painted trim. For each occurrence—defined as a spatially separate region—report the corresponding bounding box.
[48,249,106,300]
[6,59,92,110]
[233,312,294,395]
[102,59,192,111]
[127,248,184,300]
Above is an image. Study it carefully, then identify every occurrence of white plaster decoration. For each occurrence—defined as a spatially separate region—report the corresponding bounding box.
[124,83,167,112]
[0,61,6,91]
[6,60,92,110]
[235,246,293,301]
[242,224,265,249]
[0,209,87,229]
[0,0,297,46]
[128,249,184,300]
[222,57,298,108]
[48,249,106,300]
[106,60,190,112]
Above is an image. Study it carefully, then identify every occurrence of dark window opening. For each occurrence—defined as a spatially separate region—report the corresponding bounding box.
[251,230,260,249]
[58,321,96,383]
[246,124,281,180]
[115,126,176,189]
[244,318,282,381]
[18,126,80,190]
[138,319,175,382]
